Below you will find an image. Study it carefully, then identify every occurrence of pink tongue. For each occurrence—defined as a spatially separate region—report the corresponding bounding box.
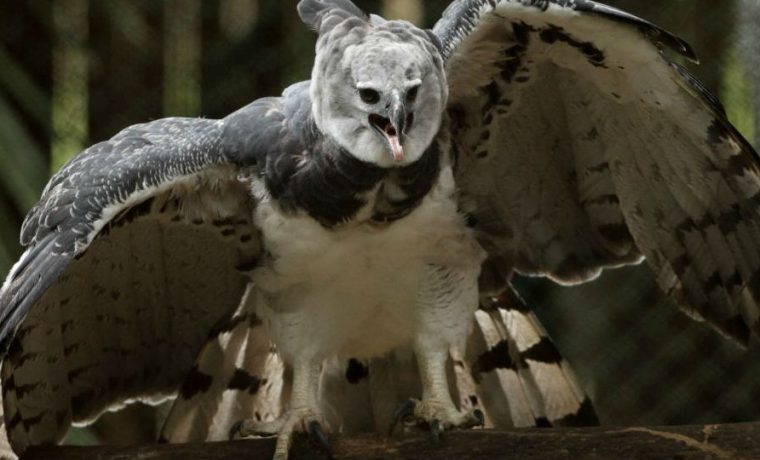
[388,135,404,162]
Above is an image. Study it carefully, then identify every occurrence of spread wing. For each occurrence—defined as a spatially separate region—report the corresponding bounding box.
[435,0,760,344]
[0,99,282,451]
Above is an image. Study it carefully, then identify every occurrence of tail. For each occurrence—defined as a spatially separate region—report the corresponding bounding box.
[468,287,598,427]
[159,293,286,442]
[159,286,597,441]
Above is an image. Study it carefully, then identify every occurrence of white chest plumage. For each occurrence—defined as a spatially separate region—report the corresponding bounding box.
[251,165,485,361]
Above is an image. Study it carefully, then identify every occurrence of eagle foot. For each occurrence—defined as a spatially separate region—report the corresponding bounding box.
[230,408,333,460]
[388,398,484,440]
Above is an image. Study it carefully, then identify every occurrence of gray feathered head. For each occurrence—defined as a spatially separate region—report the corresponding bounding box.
[299,0,447,167]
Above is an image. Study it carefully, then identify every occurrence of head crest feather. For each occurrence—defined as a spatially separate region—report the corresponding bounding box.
[297,0,369,34]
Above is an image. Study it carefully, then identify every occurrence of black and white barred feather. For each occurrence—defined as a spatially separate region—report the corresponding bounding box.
[437,0,760,344]
[158,286,595,441]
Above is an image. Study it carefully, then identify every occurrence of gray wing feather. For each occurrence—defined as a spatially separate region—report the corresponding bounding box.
[0,100,279,451]
[438,0,760,344]
[433,0,696,62]
[2,117,228,351]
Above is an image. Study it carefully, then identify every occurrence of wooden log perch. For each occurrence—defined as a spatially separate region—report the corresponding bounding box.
[22,422,760,460]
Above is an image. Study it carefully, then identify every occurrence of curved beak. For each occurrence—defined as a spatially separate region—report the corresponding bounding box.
[369,91,407,163]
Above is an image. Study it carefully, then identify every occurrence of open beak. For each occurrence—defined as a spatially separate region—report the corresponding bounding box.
[369,92,408,163]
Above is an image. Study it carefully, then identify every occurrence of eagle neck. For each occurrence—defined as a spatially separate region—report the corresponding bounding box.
[271,117,442,228]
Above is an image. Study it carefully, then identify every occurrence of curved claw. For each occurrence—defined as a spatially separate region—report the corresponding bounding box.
[309,420,334,460]
[473,409,485,428]
[429,419,441,444]
[229,420,245,440]
[388,399,417,436]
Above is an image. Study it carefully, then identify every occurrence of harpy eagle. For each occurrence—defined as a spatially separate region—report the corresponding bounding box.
[1,0,759,458]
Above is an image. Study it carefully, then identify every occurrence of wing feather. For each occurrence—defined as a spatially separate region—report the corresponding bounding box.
[0,100,279,451]
[437,0,760,344]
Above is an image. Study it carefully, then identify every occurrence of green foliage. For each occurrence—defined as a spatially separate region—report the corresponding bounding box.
[722,47,756,145]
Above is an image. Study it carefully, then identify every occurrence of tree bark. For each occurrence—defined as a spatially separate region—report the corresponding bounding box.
[23,422,760,460]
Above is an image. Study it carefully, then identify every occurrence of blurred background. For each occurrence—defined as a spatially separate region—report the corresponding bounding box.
[1,0,759,446]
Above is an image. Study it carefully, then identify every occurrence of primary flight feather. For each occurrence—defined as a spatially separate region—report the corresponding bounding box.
[0,1,757,459]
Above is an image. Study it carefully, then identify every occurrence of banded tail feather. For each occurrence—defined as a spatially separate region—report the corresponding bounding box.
[161,293,286,442]
[469,287,598,428]
[158,285,596,442]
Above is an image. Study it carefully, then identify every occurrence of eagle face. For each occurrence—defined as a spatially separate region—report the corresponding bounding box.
[310,20,448,168]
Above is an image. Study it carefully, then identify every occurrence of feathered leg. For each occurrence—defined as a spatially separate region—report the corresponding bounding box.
[390,264,483,436]
[234,358,328,460]
[391,345,483,438]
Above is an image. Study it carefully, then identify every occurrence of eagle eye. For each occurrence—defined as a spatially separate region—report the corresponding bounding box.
[359,88,381,104]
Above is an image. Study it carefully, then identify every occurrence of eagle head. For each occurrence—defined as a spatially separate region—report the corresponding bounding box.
[301,0,448,167]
